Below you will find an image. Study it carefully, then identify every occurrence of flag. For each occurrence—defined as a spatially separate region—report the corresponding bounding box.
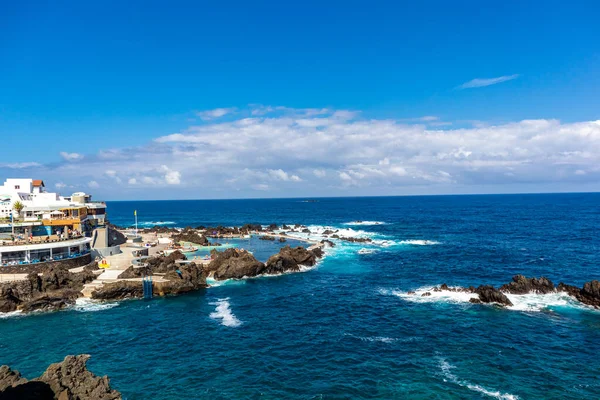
[134,210,137,216]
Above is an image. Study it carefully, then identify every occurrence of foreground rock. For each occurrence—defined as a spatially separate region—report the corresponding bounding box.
[0,266,96,313]
[0,355,121,400]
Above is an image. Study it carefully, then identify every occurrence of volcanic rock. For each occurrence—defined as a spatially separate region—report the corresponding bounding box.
[207,248,266,280]
[500,275,555,294]
[474,285,513,307]
[0,355,121,400]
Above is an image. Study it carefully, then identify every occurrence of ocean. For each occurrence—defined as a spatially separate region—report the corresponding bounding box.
[1,194,599,399]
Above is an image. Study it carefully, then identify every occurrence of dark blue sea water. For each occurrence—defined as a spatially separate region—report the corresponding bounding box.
[1,194,599,399]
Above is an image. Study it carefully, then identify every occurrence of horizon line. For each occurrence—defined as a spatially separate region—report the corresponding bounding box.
[101,190,600,202]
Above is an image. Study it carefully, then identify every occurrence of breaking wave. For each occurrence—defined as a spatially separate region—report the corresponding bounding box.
[342,221,387,226]
[210,298,242,327]
[139,221,176,227]
[0,310,23,319]
[73,298,119,312]
[398,240,440,246]
[344,333,420,343]
[358,248,378,255]
[439,359,519,400]
[382,286,586,312]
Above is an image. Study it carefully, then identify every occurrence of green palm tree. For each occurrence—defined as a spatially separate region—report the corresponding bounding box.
[12,201,24,218]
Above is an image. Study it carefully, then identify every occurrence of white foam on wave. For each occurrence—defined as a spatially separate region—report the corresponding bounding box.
[382,286,588,313]
[358,248,378,255]
[139,221,176,227]
[381,287,476,304]
[210,298,242,327]
[342,221,387,226]
[74,298,119,312]
[439,359,519,400]
[398,240,440,246]
[344,333,420,343]
[505,292,582,312]
[0,310,23,319]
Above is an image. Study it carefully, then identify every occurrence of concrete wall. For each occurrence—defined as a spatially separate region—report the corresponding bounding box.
[0,253,92,274]
[90,245,121,259]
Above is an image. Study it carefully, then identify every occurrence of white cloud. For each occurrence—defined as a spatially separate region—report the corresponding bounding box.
[160,165,181,185]
[458,74,520,89]
[313,169,326,178]
[0,162,42,169]
[196,107,237,120]
[24,107,600,197]
[60,152,84,161]
[55,182,66,189]
[88,180,99,188]
[268,169,302,182]
[252,183,269,191]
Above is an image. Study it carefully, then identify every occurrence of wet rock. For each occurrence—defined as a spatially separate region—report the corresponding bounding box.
[278,237,286,243]
[320,239,335,248]
[474,285,513,307]
[500,275,555,294]
[20,289,81,313]
[267,224,278,231]
[0,355,121,400]
[469,298,482,304]
[421,292,431,297]
[301,228,311,234]
[558,280,600,308]
[322,230,334,235]
[281,225,291,230]
[207,248,266,280]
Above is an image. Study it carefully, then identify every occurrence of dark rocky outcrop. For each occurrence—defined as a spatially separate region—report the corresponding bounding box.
[259,235,275,241]
[206,248,266,280]
[474,285,513,307]
[0,266,96,313]
[91,281,144,300]
[144,251,186,273]
[500,275,555,294]
[264,246,322,275]
[158,263,207,295]
[320,239,335,248]
[0,354,121,400]
[301,228,311,234]
[278,237,286,243]
[171,229,210,246]
[557,280,600,308]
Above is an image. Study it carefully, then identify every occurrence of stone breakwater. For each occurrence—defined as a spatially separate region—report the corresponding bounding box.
[0,354,121,400]
[413,275,600,308]
[0,263,98,313]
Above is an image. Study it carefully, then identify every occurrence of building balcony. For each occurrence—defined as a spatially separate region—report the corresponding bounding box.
[42,216,84,226]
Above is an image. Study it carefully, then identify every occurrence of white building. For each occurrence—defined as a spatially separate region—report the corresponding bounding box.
[0,178,107,237]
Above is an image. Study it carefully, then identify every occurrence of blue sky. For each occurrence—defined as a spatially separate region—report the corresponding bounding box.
[1,1,599,199]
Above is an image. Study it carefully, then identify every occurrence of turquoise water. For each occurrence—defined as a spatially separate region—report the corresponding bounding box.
[1,194,599,399]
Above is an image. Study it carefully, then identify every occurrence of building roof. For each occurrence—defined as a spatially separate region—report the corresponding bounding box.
[32,180,45,187]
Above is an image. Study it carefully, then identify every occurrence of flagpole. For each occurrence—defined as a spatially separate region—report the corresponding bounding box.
[135,210,138,237]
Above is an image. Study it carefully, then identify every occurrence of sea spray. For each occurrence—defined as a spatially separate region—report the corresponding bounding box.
[210,298,242,327]
[439,359,520,400]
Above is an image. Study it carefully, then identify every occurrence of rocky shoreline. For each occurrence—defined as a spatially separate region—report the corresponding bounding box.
[0,241,325,314]
[0,354,121,400]
[415,275,600,308]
